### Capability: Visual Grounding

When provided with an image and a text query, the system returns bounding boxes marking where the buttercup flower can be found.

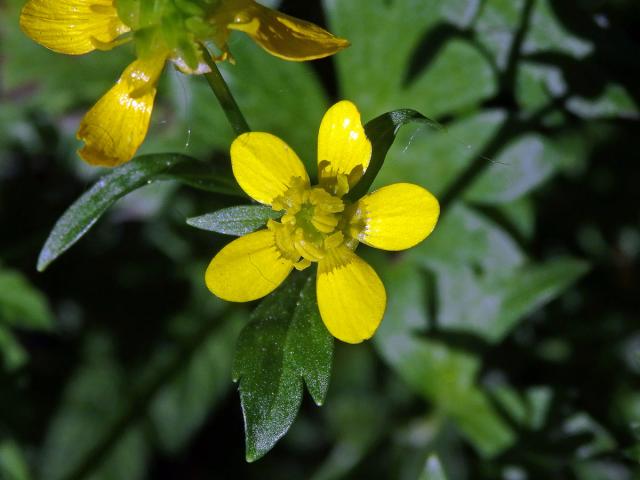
[19,0,349,167]
[205,101,440,343]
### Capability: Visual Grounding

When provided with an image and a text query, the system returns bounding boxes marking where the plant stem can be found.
[201,47,250,136]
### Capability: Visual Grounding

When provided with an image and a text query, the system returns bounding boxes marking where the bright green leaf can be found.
[233,272,333,462]
[186,205,281,236]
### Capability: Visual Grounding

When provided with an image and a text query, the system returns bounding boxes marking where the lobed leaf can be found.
[233,272,333,462]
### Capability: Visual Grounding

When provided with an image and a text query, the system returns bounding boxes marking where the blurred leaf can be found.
[409,204,525,272]
[419,454,448,480]
[464,135,560,204]
[186,205,281,236]
[0,440,32,480]
[0,326,27,371]
[312,347,387,480]
[400,39,498,119]
[40,335,147,480]
[149,312,245,454]
[567,84,639,120]
[474,0,523,69]
[573,460,632,480]
[0,268,52,330]
[489,384,552,430]
[375,261,515,457]
[435,258,589,343]
[37,153,237,271]
[326,0,496,118]
[233,272,333,462]
[374,110,506,197]
[347,109,441,201]
[563,413,616,459]
[325,0,442,116]
[496,197,536,240]
[516,62,567,112]
[312,393,386,480]
[524,0,593,59]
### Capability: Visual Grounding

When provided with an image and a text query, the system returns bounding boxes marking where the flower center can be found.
[268,177,358,269]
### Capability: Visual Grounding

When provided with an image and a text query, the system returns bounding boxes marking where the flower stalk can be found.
[201,46,251,136]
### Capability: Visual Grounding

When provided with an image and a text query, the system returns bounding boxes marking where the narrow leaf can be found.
[346,109,441,201]
[37,154,238,271]
[187,206,282,236]
[233,272,333,462]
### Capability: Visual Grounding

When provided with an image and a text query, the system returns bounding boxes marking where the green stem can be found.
[201,47,250,136]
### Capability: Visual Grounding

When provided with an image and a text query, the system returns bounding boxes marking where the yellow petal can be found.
[206,229,294,302]
[227,2,349,61]
[317,247,386,344]
[20,0,129,55]
[77,53,167,167]
[231,132,309,205]
[317,101,372,188]
[356,183,440,251]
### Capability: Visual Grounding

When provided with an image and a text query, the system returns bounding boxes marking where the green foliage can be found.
[1,0,639,478]
[36,154,238,271]
[187,205,281,236]
[233,273,333,461]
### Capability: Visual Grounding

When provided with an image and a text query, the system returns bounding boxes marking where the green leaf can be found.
[374,261,515,457]
[401,39,498,119]
[567,84,639,120]
[325,0,442,116]
[37,153,238,271]
[0,269,52,330]
[0,440,32,480]
[464,135,561,204]
[435,258,589,343]
[409,204,525,272]
[346,109,441,201]
[419,455,448,480]
[374,110,506,197]
[186,206,281,236]
[233,272,333,462]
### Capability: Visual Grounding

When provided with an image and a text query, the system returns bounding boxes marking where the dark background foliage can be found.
[1,0,639,479]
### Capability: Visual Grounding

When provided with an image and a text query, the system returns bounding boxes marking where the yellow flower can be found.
[205,101,440,344]
[19,0,350,167]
